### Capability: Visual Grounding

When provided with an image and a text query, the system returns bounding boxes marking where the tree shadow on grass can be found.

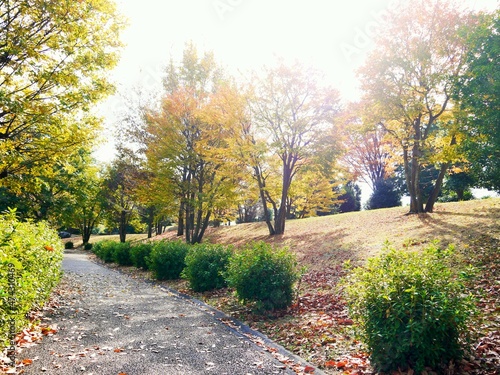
[416,205,500,248]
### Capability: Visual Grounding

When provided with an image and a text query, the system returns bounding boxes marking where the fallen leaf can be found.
[304,365,315,373]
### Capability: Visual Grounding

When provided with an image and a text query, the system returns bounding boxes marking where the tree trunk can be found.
[177,202,184,236]
[147,207,154,239]
[425,162,449,212]
[192,210,211,244]
[274,159,293,235]
[119,210,127,243]
[254,166,275,235]
[82,225,92,245]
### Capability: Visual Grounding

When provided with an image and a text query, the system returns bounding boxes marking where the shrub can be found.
[112,242,132,266]
[64,241,74,249]
[92,240,116,263]
[225,241,299,311]
[0,211,63,349]
[130,243,153,270]
[84,243,93,251]
[182,243,232,292]
[342,243,476,373]
[147,240,189,280]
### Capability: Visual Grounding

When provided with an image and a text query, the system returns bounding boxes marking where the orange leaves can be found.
[324,353,370,374]
[325,359,346,368]
[21,358,33,365]
[44,245,54,251]
[41,326,57,336]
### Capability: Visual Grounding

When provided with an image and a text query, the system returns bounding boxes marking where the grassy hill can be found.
[163,197,500,270]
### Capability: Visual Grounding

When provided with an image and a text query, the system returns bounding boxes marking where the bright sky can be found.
[96,0,499,162]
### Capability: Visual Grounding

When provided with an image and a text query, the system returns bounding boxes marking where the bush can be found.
[147,240,189,280]
[92,240,116,263]
[64,241,74,249]
[130,243,153,270]
[182,243,232,292]
[112,242,132,266]
[225,241,299,311]
[342,243,476,373]
[84,243,93,251]
[0,211,63,349]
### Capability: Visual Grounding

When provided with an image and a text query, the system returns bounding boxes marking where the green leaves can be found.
[0,0,124,193]
[0,213,63,348]
[342,242,476,373]
[225,241,300,312]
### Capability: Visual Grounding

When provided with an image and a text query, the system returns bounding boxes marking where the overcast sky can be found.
[95,0,499,162]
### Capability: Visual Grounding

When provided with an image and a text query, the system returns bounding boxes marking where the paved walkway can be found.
[16,250,323,375]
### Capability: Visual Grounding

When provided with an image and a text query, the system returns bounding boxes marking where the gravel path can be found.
[16,249,323,375]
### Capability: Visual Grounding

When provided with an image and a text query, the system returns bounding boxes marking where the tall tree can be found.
[102,149,142,243]
[454,10,500,192]
[144,44,241,244]
[0,0,123,192]
[250,61,341,234]
[58,154,106,245]
[359,0,476,213]
[341,102,394,190]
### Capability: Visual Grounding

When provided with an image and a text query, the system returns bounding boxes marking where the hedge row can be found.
[92,239,299,311]
[0,211,64,349]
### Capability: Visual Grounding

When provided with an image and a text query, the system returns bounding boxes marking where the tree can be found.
[341,102,394,191]
[438,169,475,202]
[58,154,106,245]
[359,0,476,213]
[338,181,362,213]
[0,0,123,192]
[287,167,339,219]
[250,61,341,234]
[366,178,402,210]
[454,11,500,191]
[102,149,142,243]
[144,44,241,244]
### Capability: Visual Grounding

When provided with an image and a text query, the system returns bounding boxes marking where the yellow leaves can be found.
[0,0,123,190]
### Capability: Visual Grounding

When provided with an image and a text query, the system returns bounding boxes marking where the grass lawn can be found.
[63,233,149,248]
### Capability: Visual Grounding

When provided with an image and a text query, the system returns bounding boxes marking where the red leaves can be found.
[324,352,370,374]
[304,365,315,373]
[325,359,346,368]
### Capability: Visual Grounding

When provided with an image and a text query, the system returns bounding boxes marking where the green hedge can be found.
[0,211,64,349]
[147,240,189,280]
[225,241,299,311]
[182,243,233,292]
[342,243,476,373]
[112,242,132,266]
[130,243,153,270]
[92,240,116,263]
